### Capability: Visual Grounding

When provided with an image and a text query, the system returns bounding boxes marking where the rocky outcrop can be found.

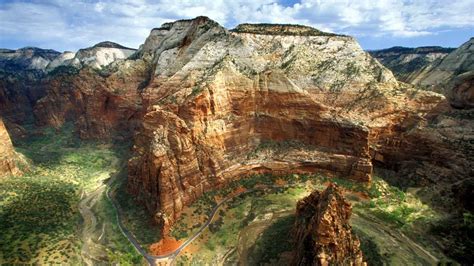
[34,58,148,139]
[369,46,454,83]
[0,48,60,123]
[292,183,365,266]
[412,38,474,109]
[0,118,25,177]
[126,17,395,226]
[0,47,61,72]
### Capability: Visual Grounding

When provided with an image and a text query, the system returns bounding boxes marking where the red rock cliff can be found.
[0,118,25,177]
[292,183,365,266]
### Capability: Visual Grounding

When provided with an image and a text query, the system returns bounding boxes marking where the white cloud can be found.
[0,0,473,51]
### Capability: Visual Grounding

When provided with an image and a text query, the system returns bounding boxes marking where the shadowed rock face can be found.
[292,183,365,266]
[0,42,137,126]
[0,48,60,123]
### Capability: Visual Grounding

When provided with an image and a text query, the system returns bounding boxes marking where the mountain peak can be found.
[153,16,219,31]
[92,41,136,50]
[231,23,342,36]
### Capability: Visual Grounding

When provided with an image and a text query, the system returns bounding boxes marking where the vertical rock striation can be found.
[0,118,25,177]
[292,183,365,266]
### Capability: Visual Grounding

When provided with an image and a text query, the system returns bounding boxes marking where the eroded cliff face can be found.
[292,183,365,266]
[1,42,138,131]
[0,48,59,123]
[125,17,447,230]
[0,118,25,177]
[27,17,462,233]
[34,59,147,139]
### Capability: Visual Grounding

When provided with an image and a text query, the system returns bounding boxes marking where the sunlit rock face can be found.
[292,184,365,266]
[0,42,137,128]
[24,16,463,233]
[0,118,25,177]
[49,41,137,70]
[124,17,447,229]
[372,39,474,109]
[412,38,474,109]
[32,41,143,139]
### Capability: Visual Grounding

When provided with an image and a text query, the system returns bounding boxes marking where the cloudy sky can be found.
[1,0,473,52]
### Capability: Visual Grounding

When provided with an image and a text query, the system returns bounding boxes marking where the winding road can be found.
[106,183,260,265]
[99,177,442,266]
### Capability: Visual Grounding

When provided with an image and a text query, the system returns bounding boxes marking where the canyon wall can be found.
[124,17,448,228]
[369,46,454,83]
[17,17,466,230]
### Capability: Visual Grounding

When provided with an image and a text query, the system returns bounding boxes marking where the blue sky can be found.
[0,0,473,51]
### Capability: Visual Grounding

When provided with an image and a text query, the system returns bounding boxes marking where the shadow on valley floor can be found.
[371,167,474,265]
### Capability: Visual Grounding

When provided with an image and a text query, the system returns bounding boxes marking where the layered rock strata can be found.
[372,39,474,109]
[24,17,457,231]
[125,17,445,229]
[369,46,454,83]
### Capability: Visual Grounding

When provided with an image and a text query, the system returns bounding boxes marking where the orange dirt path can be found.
[149,237,182,256]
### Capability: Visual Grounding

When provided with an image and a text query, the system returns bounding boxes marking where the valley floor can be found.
[167,175,451,265]
[0,124,142,264]
[0,125,469,265]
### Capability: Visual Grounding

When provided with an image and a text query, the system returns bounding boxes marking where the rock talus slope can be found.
[292,183,365,266]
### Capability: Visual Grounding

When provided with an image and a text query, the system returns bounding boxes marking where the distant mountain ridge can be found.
[369,46,455,83]
[371,38,474,108]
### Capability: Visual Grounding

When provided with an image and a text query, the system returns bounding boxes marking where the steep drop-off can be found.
[124,17,446,230]
[292,183,365,266]
[26,17,468,234]
[0,118,25,177]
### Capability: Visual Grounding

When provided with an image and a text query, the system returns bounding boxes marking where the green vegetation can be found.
[0,176,81,264]
[0,123,140,264]
[174,174,310,263]
[190,85,204,97]
[231,23,342,36]
[93,192,143,264]
[48,65,80,76]
[114,172,161,249]
[355,177,437,228]
[173,171,456,264]
[249,215,295,263]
